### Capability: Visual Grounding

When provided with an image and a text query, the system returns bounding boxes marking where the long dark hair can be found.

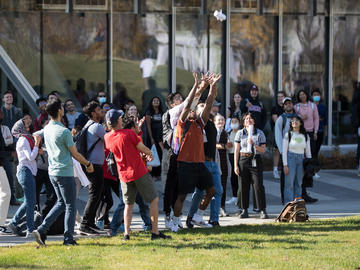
[296,89,311,103]
[241,112,255,127]
[289,115,307,138]
[229,92,242,112]
[147,96,164,115]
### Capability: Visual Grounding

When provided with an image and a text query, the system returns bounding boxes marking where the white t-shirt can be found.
[282,131,311,166]
[140,58,155,78]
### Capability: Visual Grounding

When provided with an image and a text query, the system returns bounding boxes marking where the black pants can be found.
[82,164,104,227]
[150,142,163,178]
[228,153,239,198]
[163,153,179,215]
[314,131,324,159]
[238,155,266,210]
[35,169,57,217]
[96,178,115,224]
[302,132,316,195]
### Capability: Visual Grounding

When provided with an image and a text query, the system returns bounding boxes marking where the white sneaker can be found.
[226,197,237,205]
[314,173,320,179]
[273,170,280,179]
[165,216,173,229]
[172,216,182,233]
[191,214,212,228]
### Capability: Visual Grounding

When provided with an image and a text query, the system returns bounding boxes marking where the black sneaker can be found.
[151,231,171,240]
[63,240,78,246]
[33,230,47,246]
[89,224,105,234]
[239,209,249,218]
[0,226,12,235]
[122,234,130,241]
[186,215,193,229]
[78,225,99,235]
[208,221,221,227]
[8,223,26,237]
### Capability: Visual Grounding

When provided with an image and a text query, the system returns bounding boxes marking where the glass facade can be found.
[0,0,359,145]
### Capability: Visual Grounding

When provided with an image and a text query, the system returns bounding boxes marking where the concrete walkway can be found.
[1,169,359,246]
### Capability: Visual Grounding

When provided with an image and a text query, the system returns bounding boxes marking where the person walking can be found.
[283,116,311,203]
[8,116,41,237]
[33,98,94,246]
[79,101,106,235]
[234,112,268,219]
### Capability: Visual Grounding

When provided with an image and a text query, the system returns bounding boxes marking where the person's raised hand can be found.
[210,73,222,86]
[34,135,42,147]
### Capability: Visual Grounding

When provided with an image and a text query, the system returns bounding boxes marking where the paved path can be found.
[1,169,359,246]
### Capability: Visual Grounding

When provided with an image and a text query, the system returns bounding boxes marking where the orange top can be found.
[176,118,205,163]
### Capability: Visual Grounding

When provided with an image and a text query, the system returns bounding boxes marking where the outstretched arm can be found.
[179,72,199,122]
[201,74,222,124]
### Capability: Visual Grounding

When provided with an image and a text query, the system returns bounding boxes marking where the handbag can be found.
[147,144,160,167]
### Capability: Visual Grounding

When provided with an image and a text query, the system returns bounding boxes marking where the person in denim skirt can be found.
[8,116,41,237]
[282,116,311,203]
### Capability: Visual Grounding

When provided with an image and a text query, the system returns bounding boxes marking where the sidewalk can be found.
[1,169,359,246]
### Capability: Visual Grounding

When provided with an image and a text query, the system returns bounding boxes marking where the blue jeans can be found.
[110,185,152,232]
[11,166,36,232]
[188,161,223,222]
[284,152,304,203]
[38,176,76,242]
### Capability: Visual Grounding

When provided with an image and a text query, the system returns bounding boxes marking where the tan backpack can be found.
[276,198,309,223]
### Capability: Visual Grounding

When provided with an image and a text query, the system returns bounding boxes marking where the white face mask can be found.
[230,123,239,130]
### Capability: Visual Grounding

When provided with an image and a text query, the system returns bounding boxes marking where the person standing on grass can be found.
[78,101,106,235]
[33,98,94,246]
[271,91,285,179]
[104,109,170,241]
[283,116,311,203]
[171,72,221,231]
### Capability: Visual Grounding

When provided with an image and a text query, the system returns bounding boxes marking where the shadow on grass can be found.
[1,264,49,269]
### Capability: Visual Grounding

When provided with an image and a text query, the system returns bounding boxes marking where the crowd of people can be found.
[0,72,328,245]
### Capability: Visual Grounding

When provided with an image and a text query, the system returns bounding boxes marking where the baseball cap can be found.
[105,109,124,126]
[213,100,221,107]
[250,84,258,91]
[282,97,292,104]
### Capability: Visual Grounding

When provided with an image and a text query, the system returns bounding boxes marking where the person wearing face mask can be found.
[97,91,107,105]
[311,88,327,179]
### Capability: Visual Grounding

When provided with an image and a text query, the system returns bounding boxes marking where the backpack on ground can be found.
[275,197,309,222]
[74,121,100,158]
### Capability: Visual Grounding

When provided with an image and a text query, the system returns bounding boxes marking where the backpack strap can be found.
[84,121,101,157]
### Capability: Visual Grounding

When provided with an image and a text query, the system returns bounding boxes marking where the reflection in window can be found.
[333,0,360,14]
[333,16,360,143]
[230,15,274,109]
[113,14,169,114]
[43,12,107,107]
[113,0,133,11]
[282,16,324,98]
[282,0,309,14]
[174,0,201,7]
[144,0,170,11]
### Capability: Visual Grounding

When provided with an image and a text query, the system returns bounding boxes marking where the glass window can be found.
[143,0,171,12]
[113,14,169,114]
[282,16,325,98]
[230,14,275,110]
[282,0,309,14]
[113,0,133,12]
[0,11,41,89]
[175,14,223,102]
[43,12,107,108]
[332,16,360,143]
[333,0,360,15]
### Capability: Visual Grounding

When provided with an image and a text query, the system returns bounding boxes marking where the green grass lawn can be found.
[1,216,359,270]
